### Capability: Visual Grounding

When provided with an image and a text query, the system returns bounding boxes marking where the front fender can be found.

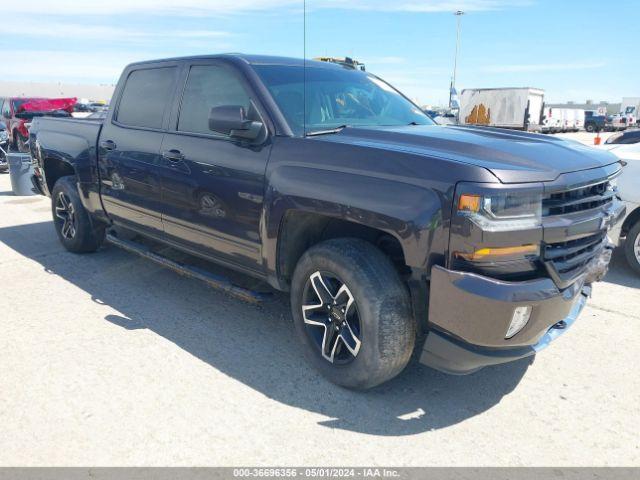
[262,164,451,279]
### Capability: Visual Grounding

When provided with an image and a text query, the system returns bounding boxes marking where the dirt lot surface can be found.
[0,133,638,466]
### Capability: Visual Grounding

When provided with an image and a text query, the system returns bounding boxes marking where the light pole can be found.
[449,10,464,110]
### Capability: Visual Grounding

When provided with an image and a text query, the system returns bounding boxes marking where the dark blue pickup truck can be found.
[29,54,625,389]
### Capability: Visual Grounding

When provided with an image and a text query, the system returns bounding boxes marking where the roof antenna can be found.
[303,0,307,136]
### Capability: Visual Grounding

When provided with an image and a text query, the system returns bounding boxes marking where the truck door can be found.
[98,64,180,236]
[159,61,271,273]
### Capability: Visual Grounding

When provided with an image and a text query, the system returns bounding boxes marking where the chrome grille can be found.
[543,180,614,216]
[543,231,607,287]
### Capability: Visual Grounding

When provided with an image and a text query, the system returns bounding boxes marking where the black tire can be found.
[291,238,416,389]
[624,222,640,276]
[51,176,105,253]
[585,123,595,133]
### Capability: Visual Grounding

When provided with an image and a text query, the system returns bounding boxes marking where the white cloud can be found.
[4,20,232,42]
[2,50,152,83]
[480,61,606,73]
[1,0,530,16]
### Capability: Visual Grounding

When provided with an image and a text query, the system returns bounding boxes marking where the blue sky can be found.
[2,0,637,106]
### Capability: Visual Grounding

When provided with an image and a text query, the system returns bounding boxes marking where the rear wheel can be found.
[291,238,415,389]
[51,176,105,253]
[586,123,595,133]
[624,222,640,276]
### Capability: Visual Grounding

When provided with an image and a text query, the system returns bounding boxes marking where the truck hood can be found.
[315,124,620,183]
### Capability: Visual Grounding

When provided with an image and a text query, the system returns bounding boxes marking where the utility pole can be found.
[449,10,464,110]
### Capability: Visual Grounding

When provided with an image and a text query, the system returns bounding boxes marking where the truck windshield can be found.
[11,99,28,112]
[252,64,433,136]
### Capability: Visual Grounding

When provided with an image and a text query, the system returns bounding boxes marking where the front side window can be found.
[117,67,176,129]
[253,64,433,136]
[178,65,251,136]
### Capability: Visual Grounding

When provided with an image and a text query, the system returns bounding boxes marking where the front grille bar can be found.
[542,231,607,288]
[543,180,614,217]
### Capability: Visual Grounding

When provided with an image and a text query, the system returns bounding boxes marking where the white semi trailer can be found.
[459,87,545,132]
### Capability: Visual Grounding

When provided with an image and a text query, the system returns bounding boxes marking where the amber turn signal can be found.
[455,244,539,261]
[458,194,481,213]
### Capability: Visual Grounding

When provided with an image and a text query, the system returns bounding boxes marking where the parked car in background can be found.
[85,110,108,120]
[423,109,457,125]
[1,97,76,152]
[585,111,606,132]
[606,114,627,132]
[30,54,624,389]
[0,123,8,171]
[605,130,640,145]
[605,143,640,274]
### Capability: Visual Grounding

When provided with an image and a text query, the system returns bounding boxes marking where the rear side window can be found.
[178,65,251,136]
[117,67,176,129]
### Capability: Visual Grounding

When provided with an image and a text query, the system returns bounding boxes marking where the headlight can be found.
[457,188,542,232]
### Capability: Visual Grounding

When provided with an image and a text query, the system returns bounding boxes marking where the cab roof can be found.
[128,54,342,69]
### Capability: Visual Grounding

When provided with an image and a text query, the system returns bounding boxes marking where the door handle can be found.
[100,140,117,151]
[162,149,185,162]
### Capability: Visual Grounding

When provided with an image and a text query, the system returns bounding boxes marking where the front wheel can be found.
[51,176,105,253]
[291,238,416,389]
[624,222,640,276]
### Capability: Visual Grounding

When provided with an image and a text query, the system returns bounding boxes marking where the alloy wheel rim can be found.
[55,192,76,239]
[301,271,362,364]
[634,233,640,264]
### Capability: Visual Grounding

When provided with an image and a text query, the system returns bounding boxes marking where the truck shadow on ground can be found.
[603,246,640,289]
[1,221,533,436]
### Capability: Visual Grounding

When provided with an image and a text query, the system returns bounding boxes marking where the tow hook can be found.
[552,320,567,330]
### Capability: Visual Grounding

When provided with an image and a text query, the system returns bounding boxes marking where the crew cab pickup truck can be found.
[29,55,625,389]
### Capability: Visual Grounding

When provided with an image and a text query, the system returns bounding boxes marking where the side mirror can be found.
[208,105,264,141]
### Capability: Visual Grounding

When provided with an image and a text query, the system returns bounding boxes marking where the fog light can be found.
[506,305,532,339]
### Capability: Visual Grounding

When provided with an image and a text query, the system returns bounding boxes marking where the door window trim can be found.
[169,60,270,143]
[111,63,181,134]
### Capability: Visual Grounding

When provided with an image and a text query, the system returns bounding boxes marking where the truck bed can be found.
[29,116,103,203]
[30,116,102,168]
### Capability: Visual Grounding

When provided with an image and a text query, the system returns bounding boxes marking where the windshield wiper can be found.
[305,125,348,137]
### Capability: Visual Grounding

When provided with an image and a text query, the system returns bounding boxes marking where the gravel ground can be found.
[0,137,638,466]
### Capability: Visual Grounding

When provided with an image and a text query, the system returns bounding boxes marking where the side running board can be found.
[106,233,272,304]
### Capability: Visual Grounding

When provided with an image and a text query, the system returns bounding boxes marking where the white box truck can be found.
[541,107,562,133]
[560,109,584,132]
[621,97,640,127]
[459,87,545,132]
[574,109,585,131]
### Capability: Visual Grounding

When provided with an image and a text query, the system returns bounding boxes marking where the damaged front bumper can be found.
[420,245,612,375]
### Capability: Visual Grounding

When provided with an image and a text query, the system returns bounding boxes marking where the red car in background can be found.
[1,97,76,152]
